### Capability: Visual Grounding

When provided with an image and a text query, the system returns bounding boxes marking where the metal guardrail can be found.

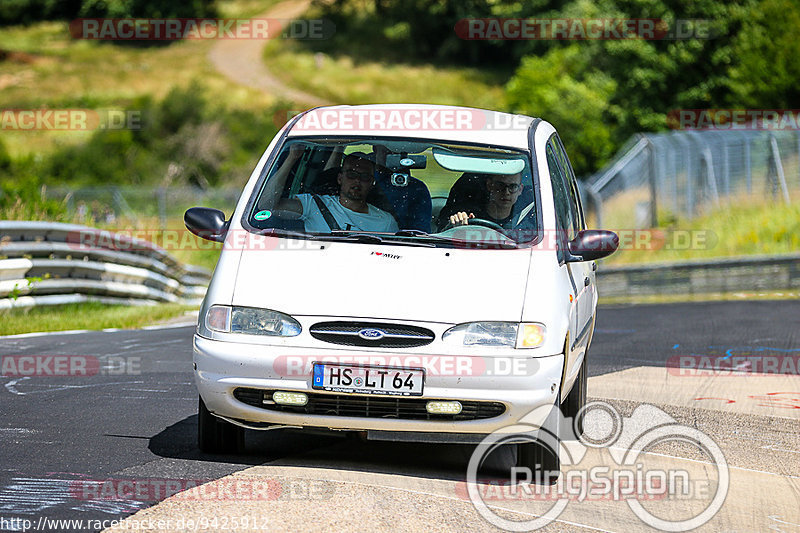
[597,254,800,298]
[0,222,211,309]
[5,223,795,307]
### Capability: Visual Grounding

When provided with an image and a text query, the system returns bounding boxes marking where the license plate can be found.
[312,363,424,396]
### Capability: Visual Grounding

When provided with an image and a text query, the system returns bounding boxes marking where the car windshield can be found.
[247,137,538,246]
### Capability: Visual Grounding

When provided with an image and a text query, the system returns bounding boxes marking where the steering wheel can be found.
[440,217,511,237]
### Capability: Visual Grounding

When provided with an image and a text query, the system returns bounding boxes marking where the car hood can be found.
[231,240,532,324]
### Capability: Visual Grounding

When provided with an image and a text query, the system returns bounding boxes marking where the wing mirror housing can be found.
[567,230,619,262]
[184,207,229,242]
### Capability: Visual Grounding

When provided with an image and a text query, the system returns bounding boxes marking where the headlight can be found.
[442,322,517,347]
[205,305,301,337]
[442,321,546,348]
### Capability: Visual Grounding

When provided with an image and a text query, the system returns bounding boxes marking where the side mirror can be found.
[567,230,619,261]
[184,207,229,242]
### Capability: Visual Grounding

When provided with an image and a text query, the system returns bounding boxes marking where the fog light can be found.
[272,391,308,406]
[426,400,462,415]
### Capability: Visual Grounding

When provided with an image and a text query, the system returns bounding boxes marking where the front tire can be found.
[516,401,561,483]
[198,396,244,454]
[561,355,587,438]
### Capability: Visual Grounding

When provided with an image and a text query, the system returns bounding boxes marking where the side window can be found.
[547,140,578,237]
[553,135,585,230]
[547,143,574,259]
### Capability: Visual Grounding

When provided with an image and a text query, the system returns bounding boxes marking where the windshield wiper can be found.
[326,230,438,247]
[328,231,385,244]
[395,229,519,248]
[394,229,429,237]
[257,227,315,240]
[259,227,517,248]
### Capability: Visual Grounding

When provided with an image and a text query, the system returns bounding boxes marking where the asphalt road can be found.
[1,300,798,532]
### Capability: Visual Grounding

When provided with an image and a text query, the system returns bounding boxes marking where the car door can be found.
[545,141,580,379]
[546,137,590,389]
[552,134,594,352]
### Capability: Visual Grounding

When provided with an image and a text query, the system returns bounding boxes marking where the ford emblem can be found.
[399,158,414,167]
[358,328,386,340]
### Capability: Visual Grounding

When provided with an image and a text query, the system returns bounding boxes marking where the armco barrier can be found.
[0,221,211,309]
[5,221,795,306]
[597,254,800,297]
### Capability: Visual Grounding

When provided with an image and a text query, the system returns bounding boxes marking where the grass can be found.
[0,0,281,159]
[216,0,285,18]
[82,215,224,271]
[261,40,507,108]
[257,0,512,108]
[604,193,800,265]
[149,224,223,271]
[100,219,223,271]
[0,302,194,336]
[599,290,800,305]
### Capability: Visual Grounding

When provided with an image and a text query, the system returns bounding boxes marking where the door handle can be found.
[584,276,590,287]
[592,262,597,271]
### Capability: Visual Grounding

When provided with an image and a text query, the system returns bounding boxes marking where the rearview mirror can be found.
[567,230,619,261]
[185,207,228,242]
[385,153,427,170]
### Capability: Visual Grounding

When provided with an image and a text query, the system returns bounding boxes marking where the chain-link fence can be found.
[44,186,242,228]
[584,130,800,228]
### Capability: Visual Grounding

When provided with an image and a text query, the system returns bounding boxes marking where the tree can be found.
[726,0,800,108]
[506,45,619,175]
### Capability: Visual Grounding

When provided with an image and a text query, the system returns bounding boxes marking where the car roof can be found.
[285,104,536,150]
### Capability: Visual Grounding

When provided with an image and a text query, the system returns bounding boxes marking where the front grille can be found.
[233,388,506,421]
[309,321,435,348]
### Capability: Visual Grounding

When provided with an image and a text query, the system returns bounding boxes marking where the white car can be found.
[185,104,618,475]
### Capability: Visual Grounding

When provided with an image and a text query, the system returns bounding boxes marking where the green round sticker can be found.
[254,210,272,221]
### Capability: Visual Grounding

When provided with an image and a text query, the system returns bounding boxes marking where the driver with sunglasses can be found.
[270,149,399,233]
[448,173,525,229]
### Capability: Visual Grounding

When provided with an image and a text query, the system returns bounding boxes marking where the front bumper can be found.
[193,334,564,437]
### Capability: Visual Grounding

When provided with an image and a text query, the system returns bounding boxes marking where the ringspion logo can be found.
[466,402,728,531]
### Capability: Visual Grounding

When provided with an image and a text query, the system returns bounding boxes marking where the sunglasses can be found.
[341,169,374,183]
[488,180,522,193]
